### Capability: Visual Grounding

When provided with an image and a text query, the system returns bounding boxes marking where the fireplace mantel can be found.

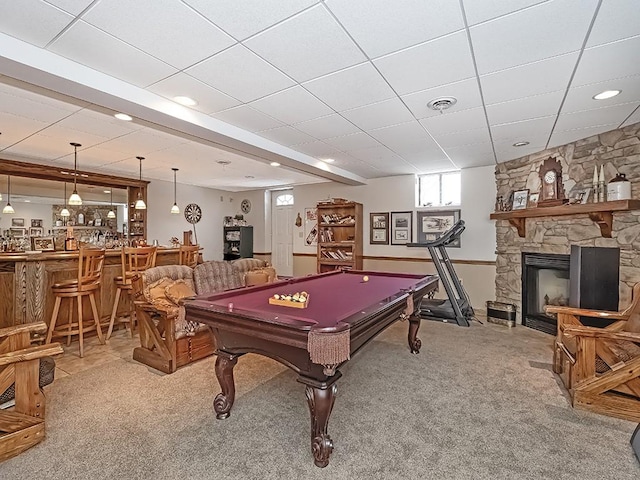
[490,199,640,238]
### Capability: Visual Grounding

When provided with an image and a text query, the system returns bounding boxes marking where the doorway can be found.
[271,190,294,277]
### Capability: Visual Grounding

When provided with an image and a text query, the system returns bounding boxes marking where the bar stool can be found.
[107,246,157,339]
[45,247,106,358]
[179,244,200,268]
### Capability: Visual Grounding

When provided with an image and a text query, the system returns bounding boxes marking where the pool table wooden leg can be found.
[214,351,240,419]
[408,314,422,354]
[305,383,337,468]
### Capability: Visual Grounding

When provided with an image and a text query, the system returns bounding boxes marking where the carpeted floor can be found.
[2,321,638,479]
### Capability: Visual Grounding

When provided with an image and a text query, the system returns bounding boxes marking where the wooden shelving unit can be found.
[223,226,253,260]
[490,199,640,238]
[127,185,147,241]
[316,200,363,273]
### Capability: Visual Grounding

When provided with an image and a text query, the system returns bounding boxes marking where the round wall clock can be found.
[240,199,251,214]
[184,203,202,224]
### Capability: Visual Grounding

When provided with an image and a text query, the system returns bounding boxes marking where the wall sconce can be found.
[295,212,302,227]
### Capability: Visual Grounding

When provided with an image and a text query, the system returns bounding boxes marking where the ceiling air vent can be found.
[427,96,457,113]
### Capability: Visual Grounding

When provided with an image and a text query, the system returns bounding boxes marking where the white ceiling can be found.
[0,0,638,191]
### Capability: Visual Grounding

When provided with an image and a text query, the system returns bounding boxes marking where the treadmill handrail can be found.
[407,220,465,248]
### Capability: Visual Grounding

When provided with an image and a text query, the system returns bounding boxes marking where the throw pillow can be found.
[166,280,197,304]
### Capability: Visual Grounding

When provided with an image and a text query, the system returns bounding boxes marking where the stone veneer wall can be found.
[495,122,640,320]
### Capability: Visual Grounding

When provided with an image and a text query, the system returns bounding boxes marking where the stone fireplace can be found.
[494,122,640,325]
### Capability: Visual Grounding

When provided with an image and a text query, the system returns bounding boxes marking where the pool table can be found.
[185,269,438,467]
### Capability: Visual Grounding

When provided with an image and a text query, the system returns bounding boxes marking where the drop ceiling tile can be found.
[0,85,81,123]
[562,75,640,114]
[621,106,640,128]
[294,114,360,139]
[403,154,456,173]
[490,116,555,143]
[212,105,285,132]
[480,52,579,104]
[186,44,295,103]
[147,73,240,114]
[0,112,52,146]
[402,78,483,120]
[554,103,638,132]
[76,145,130,166]
[324,132,381,151]
[48,20,177,87]
[374,31,475,95]
[432,128,492,148]
[572,36,640,87]
[341,98,415,131]
[419,107,487,136]
[54,108,144,138]
[548,125,620,149]
[470,0,597,75]
[486,90,564,125]
[369,122,440,154]
[34,124,111,150]
[97,129,190,161]
[494,143,547,162]
[1,131,74,161]
[303,62,396,112]
[83,0,235,70]
[325,0,464,58]
[183,0,318,41]
[443,142,495,169]
[46,0,94,15]
[244,5,366,83]
[346,144,405,163]
[250,86,333,124]
[0,1,73,48]
[587,0,640,47]
[462,0,548,26]
[256,126,316,146]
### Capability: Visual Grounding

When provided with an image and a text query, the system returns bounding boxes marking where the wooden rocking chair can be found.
[0,322,63,462]
[547,283,640,422]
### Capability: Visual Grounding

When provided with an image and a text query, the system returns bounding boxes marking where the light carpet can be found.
[2,321,638,480]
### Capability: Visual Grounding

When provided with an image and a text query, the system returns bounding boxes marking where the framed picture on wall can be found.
[390,211,412,245]
[11,218,25,227]
[416,210,461,247]
[29,227,44,237]
[304,208,318,246]
[370,212,389,245]
[31,219,43,228]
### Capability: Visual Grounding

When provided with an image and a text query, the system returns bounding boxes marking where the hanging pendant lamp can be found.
[68,142,83,205]
[60,182,70,218]
[2,175,15,214]
[134,156,146,210]
[171,167,180,214]
[107,189,116,218]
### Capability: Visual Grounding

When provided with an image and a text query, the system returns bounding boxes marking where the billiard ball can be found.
[363,275,369,282]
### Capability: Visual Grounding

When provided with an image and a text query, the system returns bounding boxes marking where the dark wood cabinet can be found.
[223,226,253,260]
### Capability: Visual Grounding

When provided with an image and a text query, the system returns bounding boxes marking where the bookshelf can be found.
[316,200,363,273]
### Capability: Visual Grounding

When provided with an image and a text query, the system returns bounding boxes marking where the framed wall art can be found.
[416,210,461,247]
[390,211,412,245]
[370,212,389,245]
[31,236,55,252]
[304,208,318,246]
[512,189,529,210]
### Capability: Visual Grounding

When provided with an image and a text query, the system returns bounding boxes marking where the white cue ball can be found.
[363,275,369,282]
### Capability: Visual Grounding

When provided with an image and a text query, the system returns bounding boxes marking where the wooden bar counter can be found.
[0,248,180,329]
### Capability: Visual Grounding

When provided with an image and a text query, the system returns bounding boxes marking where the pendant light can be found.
[171,167,180,214]
[68,142,83,205]
[2,175,15,214]
[134,156,146,210]
[107,189,116,218]
[60,182,70,218]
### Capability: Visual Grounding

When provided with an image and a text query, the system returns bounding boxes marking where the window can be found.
[276,193,294,206]
[417,171,461,207]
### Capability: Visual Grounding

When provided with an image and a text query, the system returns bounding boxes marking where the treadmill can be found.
[408,220,474,326]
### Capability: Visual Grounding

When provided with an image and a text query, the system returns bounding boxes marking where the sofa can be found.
[132,259,274,373]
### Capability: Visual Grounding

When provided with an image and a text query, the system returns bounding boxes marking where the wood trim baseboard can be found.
[253,252,272,256]
[292,253,495,266]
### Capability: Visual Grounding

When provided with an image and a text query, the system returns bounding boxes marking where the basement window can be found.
[417,171,461,207]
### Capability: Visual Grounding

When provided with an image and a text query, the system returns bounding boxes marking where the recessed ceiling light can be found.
[103,190,111,194]
[114,113,132,121]
[513,141,530,147]
[245,175,255,179]
[24,199,31,203]
[322,158,335,163]
[173,96,198,106]
[593,90,621,100]
[270,162,281,167]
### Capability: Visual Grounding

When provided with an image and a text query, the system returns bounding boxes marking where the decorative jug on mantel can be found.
[607,173,631,201]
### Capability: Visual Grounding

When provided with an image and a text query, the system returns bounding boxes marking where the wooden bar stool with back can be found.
[107,246,157,340]
[45,247,106,358]
[179,244,200,268]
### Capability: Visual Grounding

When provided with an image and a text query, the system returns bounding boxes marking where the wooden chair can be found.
[45,247,106,358]
[0,322,63,462]
[179,244,200,268]
[106,246,157,340]
[547,283,640,422]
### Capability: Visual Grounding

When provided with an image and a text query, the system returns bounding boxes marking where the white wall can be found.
[289,165,496,262]
[146,179,235,261]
